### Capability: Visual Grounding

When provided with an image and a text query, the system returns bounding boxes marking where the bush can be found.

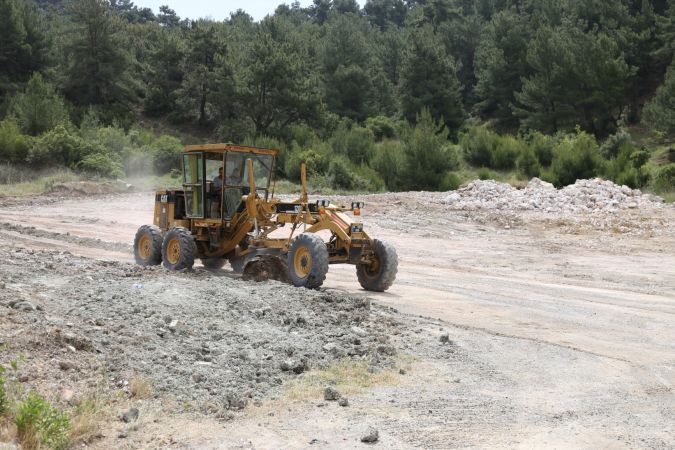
[14,392,70,450]
[491,135,521,170]
[460,125,498,167]
[149,135,183,174]
[371,140,406,191]
[653,164,675,192]
[527,131,555,167]
[365,116,398,141]
[28,126,100,168]
[604,143,650,188]
[517,145,541,178]
[284,145,329,181]
[440,172,462,190]
[0,367,7,415]
[327,157,359,190]
[0,119,31,163]
[78,153,124,178]
[550,131,603,186]
[599,130,634,159]
[402,109,461,190]
[477,167,499,180]
[331,123,375,165]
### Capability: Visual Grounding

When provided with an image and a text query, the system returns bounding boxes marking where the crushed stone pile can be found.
[442,178,665,214]
[0,247,400,417]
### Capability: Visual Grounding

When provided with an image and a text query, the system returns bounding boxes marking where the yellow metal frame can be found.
[153,148,375,266]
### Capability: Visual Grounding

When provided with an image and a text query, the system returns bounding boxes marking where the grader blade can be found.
[242,255,289,283]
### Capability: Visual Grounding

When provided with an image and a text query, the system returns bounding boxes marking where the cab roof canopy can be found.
[184,144,279,156]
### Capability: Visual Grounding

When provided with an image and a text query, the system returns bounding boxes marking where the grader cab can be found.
[133,144,397,291]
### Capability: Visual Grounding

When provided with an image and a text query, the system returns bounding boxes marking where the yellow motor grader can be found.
[133,144,397,291]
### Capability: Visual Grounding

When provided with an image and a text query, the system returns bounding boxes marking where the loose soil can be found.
[0,186,674,449]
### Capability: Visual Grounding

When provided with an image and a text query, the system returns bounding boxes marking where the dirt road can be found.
[1,191,674,448]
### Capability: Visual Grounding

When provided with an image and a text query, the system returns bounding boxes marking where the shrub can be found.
[527,131,555,167]
[9,73,69,136]
[653,164,675,192]
[491,135,521,170]
[517,145,541,178]
[440,171,462,190]
[461,126,495,167]
[325,157,374,191]
[331,123,375,165]
[14,391,70,450]
[370,140,406,191]
[365,116,398,141]
[550,131,603,186]
[604,144,650,188]
[477,167,499,180]
[599,130,634,159]
[0,119,31,163]
[284,146,328,181]
[403,109,461,190]
[0,367,7,415]
[149,135,183,174]
[78,153,124,178]
[28,126,99,168]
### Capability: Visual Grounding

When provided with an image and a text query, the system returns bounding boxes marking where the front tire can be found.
[162,227,196,271]
[134,225,163,266]
[287,234,329,289]
[357,239,397,292]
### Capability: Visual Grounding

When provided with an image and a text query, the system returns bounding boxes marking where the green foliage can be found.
[527,131,555,167]
[28,125,97,168]
[78,152,124,178]
[284,146,328,181]
[14,391,70,450]
[491,135,521,170]
[550,131,603,186]
[330,123,375,164]
[148,135,183,174]
[0,118,30,162]
[9,73,69,136]
[643,62,675,134]
[599,130,634,159]
[652,164,675,192]
[326,156,358,190]
[516,145,541,178]
[401,109,461,191]
[604,145,650,188]
[0,366,7,415]
[62,0,134,112]
[365,115,398,141]
[370,139,406,191]
[440,171,462,191]
[399,25,465,133]
[460,126,499,168]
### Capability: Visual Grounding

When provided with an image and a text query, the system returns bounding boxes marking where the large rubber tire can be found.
[201,257,227,270]
[287,233,329,289]
[161,227,196,271]
[134,225,163,266]
[356,239,398,292]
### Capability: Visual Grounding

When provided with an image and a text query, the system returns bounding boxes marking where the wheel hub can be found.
[138,235,152,259]
[293,247,311,278]
[167,239,181,264]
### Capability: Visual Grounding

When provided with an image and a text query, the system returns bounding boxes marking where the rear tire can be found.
[201,257,226,270]
[161,227,195,271]
[357,239,397,292]
[134,225,162,266]
[287,234,329,289]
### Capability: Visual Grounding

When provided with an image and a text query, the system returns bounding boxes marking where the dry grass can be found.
[282,358,410,401]
[68,390,109,445]
[129,376,153,400]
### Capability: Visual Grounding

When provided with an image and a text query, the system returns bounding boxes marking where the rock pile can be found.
[442,178,665,214]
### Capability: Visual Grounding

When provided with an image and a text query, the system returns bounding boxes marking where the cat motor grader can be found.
[133,143,397,291]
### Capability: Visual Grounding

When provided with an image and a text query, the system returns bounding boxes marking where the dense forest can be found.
[1,0,674,193]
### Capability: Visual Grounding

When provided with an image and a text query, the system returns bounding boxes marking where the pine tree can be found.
[399,25,465,133]
[643,61,675,133]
